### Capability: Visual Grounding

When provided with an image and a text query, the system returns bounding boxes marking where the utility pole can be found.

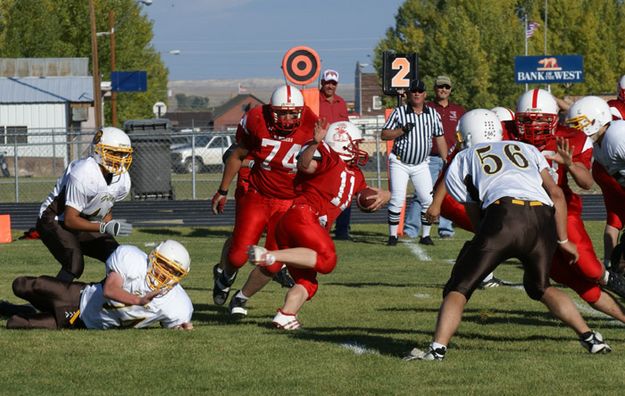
[109,10,117,127]
[89,0,102,130]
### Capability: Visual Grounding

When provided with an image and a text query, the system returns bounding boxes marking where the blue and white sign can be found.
[515,55,584,84]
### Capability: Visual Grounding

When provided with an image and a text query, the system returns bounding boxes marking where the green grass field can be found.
[0,222,624,395]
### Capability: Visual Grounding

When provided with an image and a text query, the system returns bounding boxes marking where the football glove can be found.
[212,190,228,214]
[100,219,133,236]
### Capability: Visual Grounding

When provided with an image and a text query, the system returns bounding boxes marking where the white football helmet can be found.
[490,107,515,122]
[324,121,369,166]
[456,109,503,149]
[270,85,304,134]
[618,75,625,102]
[515,88,559,148]
[147,240,191,291]
[565,96,611,137]
[91,127,133,175]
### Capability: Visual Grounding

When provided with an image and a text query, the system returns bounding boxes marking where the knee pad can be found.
[12,276,32,298]
[579,286,601,304]
[227,247,248,269]
[524,281,545,301]
[314,251,337,275]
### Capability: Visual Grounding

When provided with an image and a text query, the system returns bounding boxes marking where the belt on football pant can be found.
[494,198,543,207]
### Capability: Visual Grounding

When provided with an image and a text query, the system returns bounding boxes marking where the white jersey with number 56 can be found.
[445,141,553,209]
[79,245,193,329]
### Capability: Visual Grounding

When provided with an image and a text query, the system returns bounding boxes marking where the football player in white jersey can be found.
[3,240,193,330]
[405,138,611,361]
[37,127,133,281]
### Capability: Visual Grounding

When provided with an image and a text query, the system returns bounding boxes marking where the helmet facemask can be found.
[93,143,133,175]
[271,107,303,134]
[341,138,369,167]
[515,112,557,150]
[146,249,189,292]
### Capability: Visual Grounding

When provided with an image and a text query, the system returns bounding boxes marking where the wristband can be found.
[218,189,228,196]
[99,221,106,234]
[557,239,568,245]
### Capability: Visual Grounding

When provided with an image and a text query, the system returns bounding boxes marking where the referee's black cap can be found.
[409,79,426,92]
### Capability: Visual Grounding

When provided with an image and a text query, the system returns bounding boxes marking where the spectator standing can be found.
[607,75,625,120]
[404,76,465,239]
[318,69,352,240]
[381,79,447,246]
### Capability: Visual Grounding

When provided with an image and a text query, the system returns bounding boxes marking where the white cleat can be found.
[272,309,301,330]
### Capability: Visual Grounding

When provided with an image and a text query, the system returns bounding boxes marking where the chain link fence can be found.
[0,122,391,203]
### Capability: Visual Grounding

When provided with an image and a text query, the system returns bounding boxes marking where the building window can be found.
[1,126,28,144]
[372,96,382,110]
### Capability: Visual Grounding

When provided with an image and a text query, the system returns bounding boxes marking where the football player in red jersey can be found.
[211,85,316,316]
[247,121,390,329]
[608,75,625,120]
[515,89,625,322]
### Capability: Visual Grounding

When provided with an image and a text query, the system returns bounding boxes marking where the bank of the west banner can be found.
[514,55,584,84]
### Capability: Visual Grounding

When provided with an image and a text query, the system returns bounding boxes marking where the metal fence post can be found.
[191,121,196,200]
[13,137,19,203]
[374,124,382,189]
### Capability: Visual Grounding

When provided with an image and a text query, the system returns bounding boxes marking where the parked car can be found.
[171,134,234,173]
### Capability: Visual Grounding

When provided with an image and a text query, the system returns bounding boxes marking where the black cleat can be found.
[387,236,398,246]
[229,291,248,317]
[605,270,625,299]
[212,264,237,306]
[419,236,434,245]
[272,266,295,288]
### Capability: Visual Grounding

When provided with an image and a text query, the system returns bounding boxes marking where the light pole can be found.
[89,0,102,129]
[90,0,152,128]
[356,62,369,116]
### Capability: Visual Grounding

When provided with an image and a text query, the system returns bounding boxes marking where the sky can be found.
[144,0,404,82]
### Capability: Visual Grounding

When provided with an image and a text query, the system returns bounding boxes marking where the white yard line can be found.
[340,342,379,355]
[574,301,625,326]
[404,241,431,261]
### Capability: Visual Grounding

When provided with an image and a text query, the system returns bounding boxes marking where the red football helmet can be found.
[269,85,304,134]
[515,89,559,149]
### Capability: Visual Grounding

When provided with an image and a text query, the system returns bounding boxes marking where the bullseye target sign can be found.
[282,46,320,86]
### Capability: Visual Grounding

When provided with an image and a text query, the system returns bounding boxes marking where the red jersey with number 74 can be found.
[294,142,367,229]
[239,105,316,199]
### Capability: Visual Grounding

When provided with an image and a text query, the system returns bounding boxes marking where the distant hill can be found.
[167,78,355,110]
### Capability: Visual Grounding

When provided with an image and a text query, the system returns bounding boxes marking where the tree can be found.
[0,0,167,125]
[375,0,625,110]
[175,93,210,111]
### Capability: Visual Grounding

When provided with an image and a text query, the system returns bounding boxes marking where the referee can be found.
[381,79,447,246]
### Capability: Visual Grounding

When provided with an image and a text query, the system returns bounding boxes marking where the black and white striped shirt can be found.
[383,105,443,165]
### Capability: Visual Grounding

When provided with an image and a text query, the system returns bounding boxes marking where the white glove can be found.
[100,220,133,236]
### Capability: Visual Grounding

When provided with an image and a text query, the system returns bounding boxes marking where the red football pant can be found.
[592,161,625,230]
[228,188,292,269]
[275,204,338,300]
[441,193,474,232]
[550,214,604,303]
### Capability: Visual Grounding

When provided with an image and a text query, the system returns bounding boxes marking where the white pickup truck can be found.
[170,134,234,173]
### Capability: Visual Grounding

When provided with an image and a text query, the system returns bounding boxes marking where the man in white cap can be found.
[319,69,352,240]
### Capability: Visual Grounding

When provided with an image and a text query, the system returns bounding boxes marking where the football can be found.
[357,187,377,212]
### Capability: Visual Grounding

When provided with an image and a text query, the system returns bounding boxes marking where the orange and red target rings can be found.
[282,46,320,86]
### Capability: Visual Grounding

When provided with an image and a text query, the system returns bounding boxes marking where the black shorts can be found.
[444,197,557,301]
[37,211,118,278]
